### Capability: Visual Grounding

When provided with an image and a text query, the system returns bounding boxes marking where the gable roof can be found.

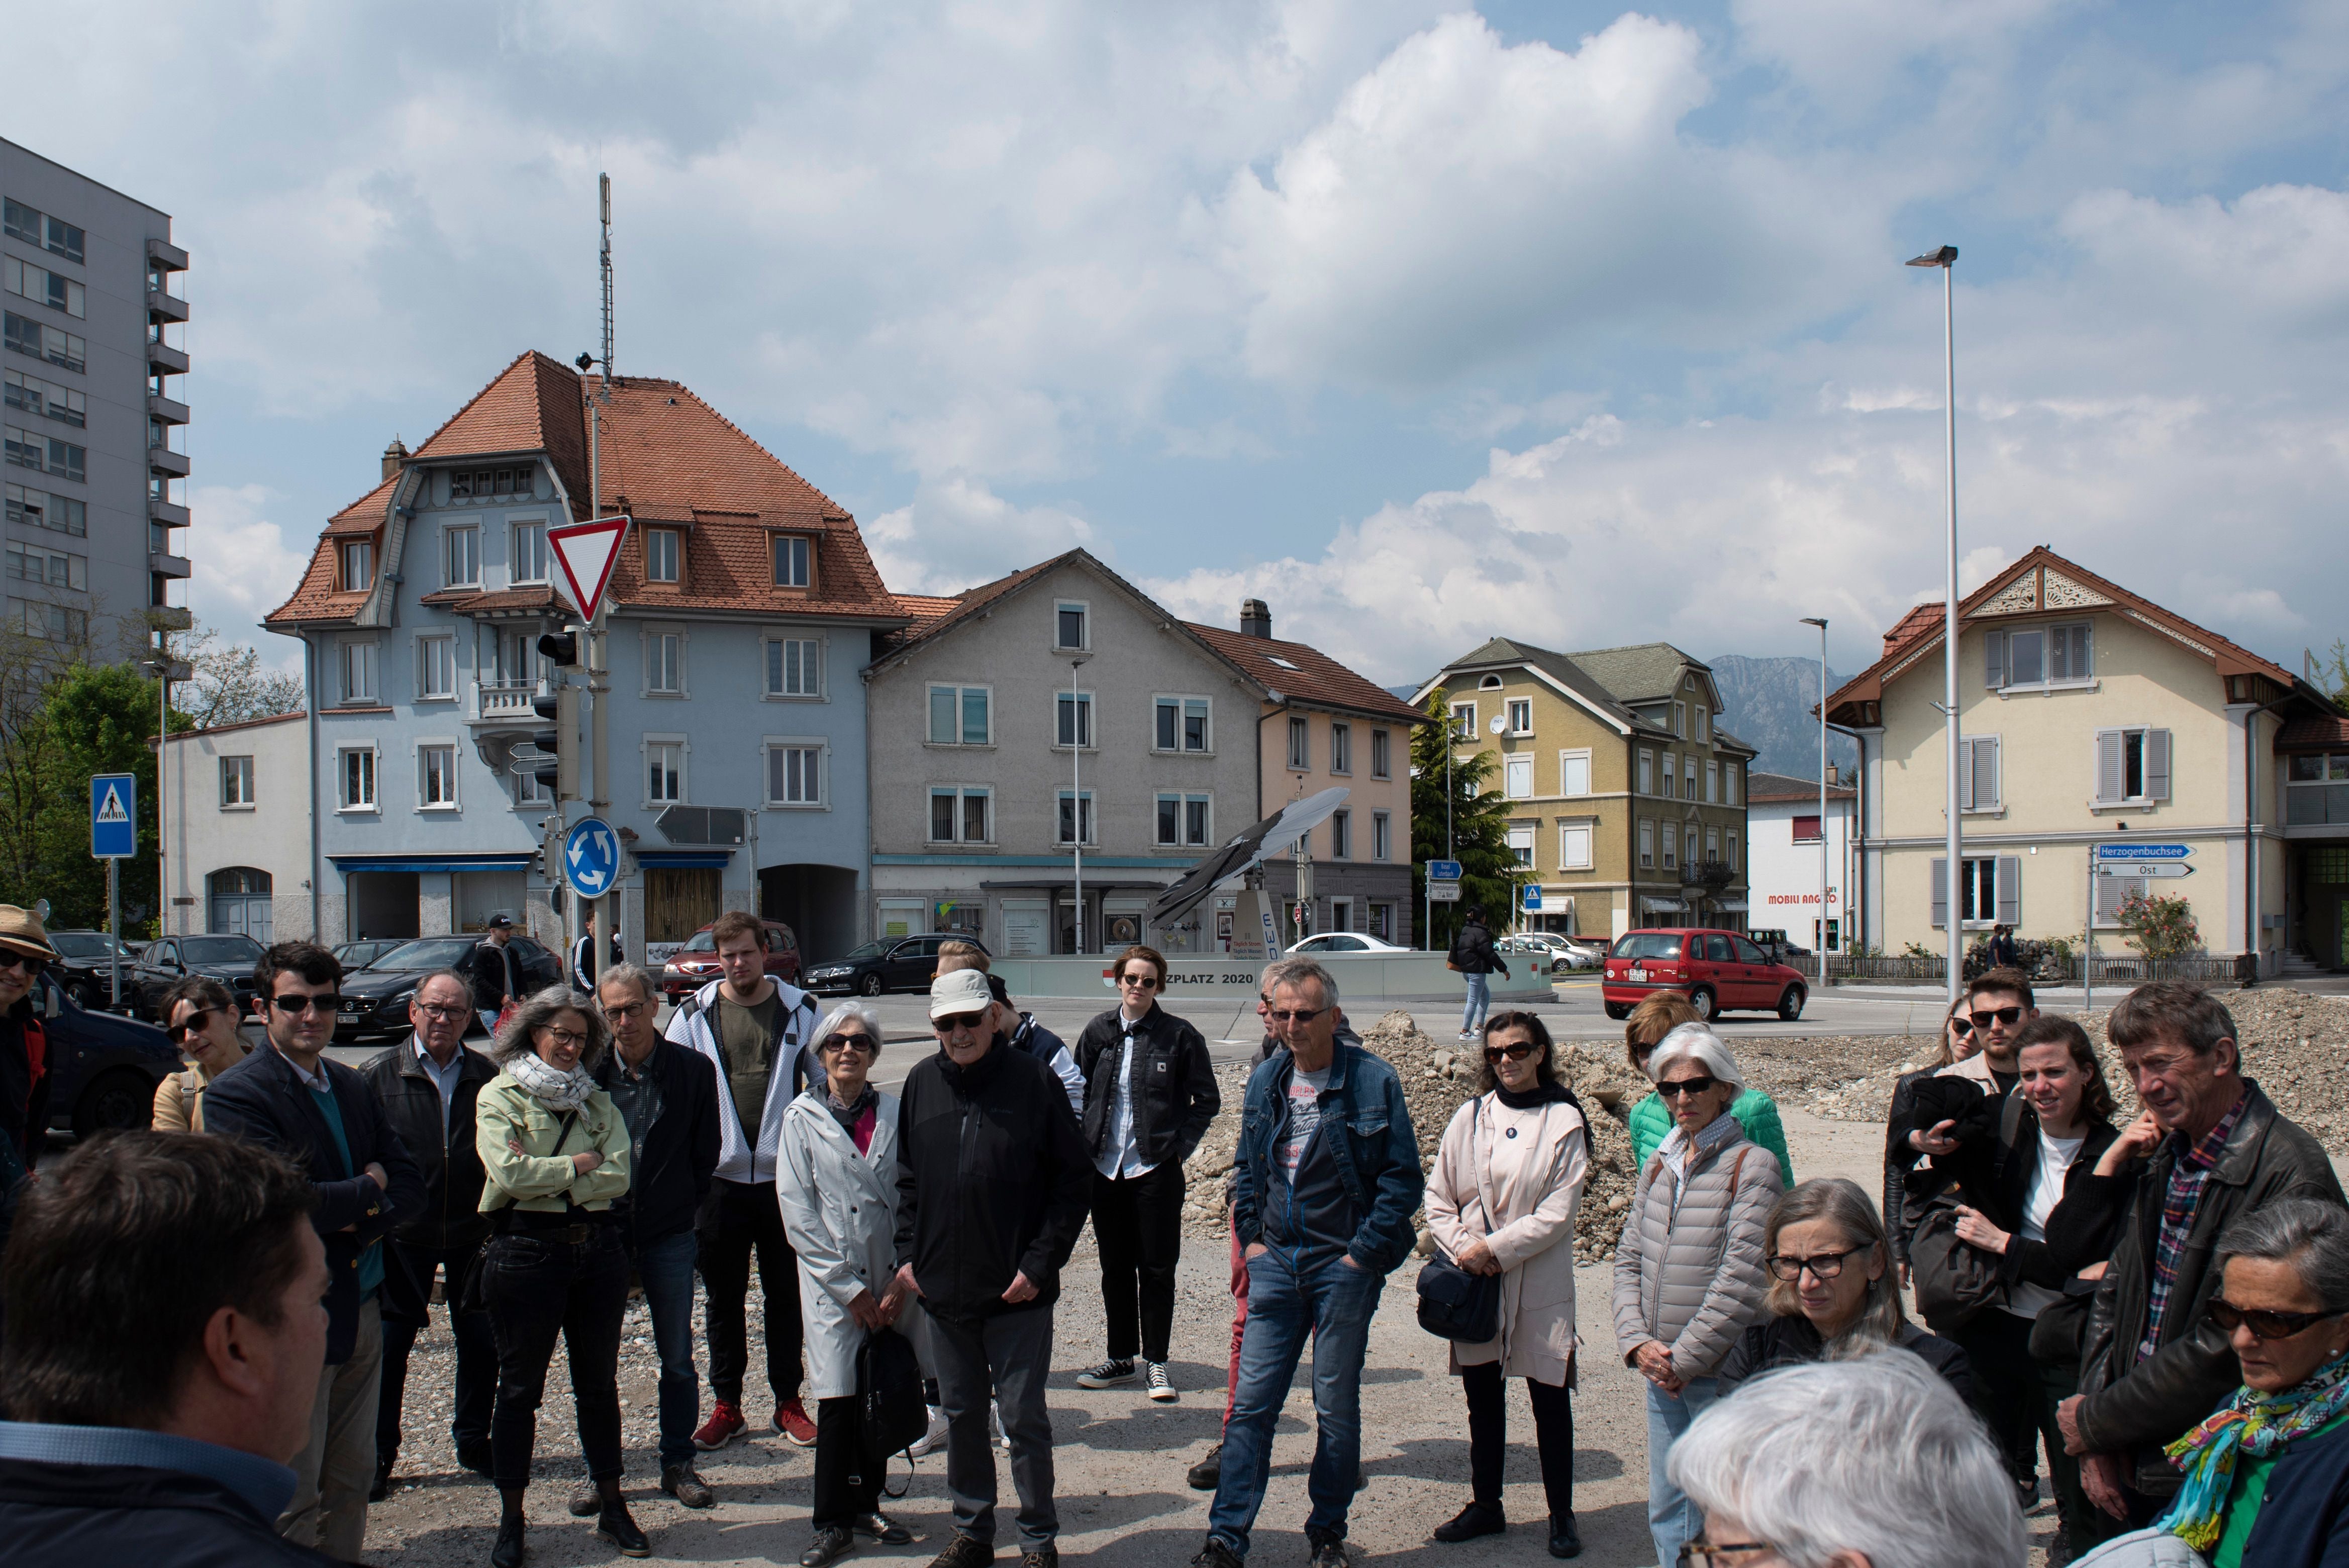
[1565,642,1712,708]
[1747,768,1855,804]
[1414,637,1651,736]
[1185,624,1427,724]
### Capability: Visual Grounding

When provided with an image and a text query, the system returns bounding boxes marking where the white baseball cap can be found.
[928,966,994,1021]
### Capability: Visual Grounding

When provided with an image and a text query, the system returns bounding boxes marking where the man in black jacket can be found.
[0,1130,344,1566]
[1071,944,1218,1403]
[206,941,425,1562]
[580,961,721,1511]
[894,967,1091,1568]
[464,913,525,1034]
[362,968,497,1496]
[1448,907,1508,1040]
[2057,984,2347,1526]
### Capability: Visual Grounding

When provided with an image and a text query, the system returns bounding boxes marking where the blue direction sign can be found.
[2095,843,2192,860]
[561,816,620,900]
[1427,859,1463,881]
[90,773,136,859]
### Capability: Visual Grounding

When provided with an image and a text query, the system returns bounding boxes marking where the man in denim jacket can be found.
[1193,958,1421,1568]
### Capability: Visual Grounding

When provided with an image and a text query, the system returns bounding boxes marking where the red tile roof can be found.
[1185,623,1429,725]
[894,594,962,633]
[1880,604,1941,656]
[2278,715,2349,749]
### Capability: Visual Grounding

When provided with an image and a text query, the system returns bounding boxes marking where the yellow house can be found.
[1823,546,2348,972]
[1416,639,1756,939]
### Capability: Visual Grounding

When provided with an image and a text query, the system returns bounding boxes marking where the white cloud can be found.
[179,484,310,670]
[865,476,1097,595]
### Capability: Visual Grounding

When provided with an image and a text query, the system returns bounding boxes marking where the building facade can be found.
[1823,547,2347,970]
[1744,768,1857,952]
[266,352,902,961]
[2,138,191,653]
[1416,640,1755,939]
[158,712,313,943]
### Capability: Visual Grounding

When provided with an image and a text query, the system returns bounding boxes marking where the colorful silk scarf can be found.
[2156,1348,2349,1551]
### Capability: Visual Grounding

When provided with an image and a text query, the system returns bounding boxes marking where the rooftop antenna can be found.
[598,171,613,391]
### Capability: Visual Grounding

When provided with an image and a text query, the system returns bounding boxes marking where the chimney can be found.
[1240,598,1271,639]
[1826,763,1840,785]
[381,437,409,483]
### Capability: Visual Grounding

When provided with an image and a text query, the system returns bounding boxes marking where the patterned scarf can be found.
[505,1050,596,1115]
[2156,1349,2349,1551]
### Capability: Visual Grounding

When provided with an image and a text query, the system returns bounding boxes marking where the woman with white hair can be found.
[777,1002,920,1567]
[1667,1350,2030,1568]
[1610,1022,1780,1568]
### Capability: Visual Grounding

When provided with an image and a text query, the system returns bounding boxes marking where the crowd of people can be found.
[0,896,2341,1568]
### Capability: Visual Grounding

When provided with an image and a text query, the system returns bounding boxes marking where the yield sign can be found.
[548,515,631,622]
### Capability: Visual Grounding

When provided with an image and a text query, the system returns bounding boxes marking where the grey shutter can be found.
[814,636,827,699]
[1985,629,2007,689]
[1996,856,2021,926]
[2145,729,2172,801]
[2096,730,2124,803]
[1968,737,2000,811]
[1958,742,1974,812]
[1930,857,1947,929]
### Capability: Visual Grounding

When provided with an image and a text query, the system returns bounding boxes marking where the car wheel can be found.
[1778,985,1806,1022]
[858,972,885,998]
[1603,1002,1631,1021]
[1688,986,1717,1022]
[74,1068,157,1140]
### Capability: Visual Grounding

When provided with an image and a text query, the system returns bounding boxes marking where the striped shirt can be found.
[2135,1093,2247,1365]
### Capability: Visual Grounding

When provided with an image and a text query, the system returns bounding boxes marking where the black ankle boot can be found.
[1547,1512,1581,1559]
[491,1513,526,1568]
[598,1499,651,1558]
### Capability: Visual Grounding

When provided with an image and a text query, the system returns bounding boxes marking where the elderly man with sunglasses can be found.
[205,941,425,1562]
[894,967,1092,1568]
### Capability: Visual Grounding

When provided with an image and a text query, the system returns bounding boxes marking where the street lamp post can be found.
[1907,243,1962,1006]
[1800,617,1829,972]
[1069,653,1089,954]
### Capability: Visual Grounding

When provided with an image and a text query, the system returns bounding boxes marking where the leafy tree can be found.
[1410,688,1525,949]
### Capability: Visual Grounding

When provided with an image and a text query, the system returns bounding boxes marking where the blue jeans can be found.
[1209,1248,1384,1557]
[1646,1375,1719,1568]
[1460,973,1492,1033]
[633,1228,702,1468]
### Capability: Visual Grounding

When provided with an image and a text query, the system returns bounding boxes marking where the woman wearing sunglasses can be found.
[1610,1022,1780,1568]
[149,975,248,1132]
[1883,995,1983,1287]
[1623,992,1793,1189]
[2074,1200,2349,1568]
[1423,1011,1590,1558]
[778,1002,919,1567]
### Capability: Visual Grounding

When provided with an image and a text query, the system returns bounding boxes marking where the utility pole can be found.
[579,172,616,978]
[1908,244,1962,1006]
[1802,617,1829,973]
[1069,654,1089,953]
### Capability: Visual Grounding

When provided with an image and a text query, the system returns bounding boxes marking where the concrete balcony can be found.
[146,236,189,273]
[147,391,189,426]
[148,497,189,528]
[148,445,190,479]
[148,551,192,580]
[471,680,538,725]
[146,287,188,326]
[146,340,189,376]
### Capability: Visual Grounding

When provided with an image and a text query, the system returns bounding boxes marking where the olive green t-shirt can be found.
[716,990,783,1138]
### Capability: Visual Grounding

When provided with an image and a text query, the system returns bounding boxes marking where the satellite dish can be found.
[1489,715,1506,735]
[1146,787,1351,930]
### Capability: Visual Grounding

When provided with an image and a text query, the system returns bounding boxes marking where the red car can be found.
[1601,928,1806,1023]
[660,918,802,1002]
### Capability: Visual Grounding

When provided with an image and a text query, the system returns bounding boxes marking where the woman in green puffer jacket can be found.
[1622,992,1793,1187]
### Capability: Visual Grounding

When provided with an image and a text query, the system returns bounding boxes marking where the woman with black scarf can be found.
[1422,1010,1592,1559]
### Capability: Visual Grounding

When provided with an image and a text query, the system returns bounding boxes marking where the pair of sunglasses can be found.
[168,1007,218,1043]
[269,993,341,1015]
[1970,1006,2025,1029]
[1657,1074,1717,1099]
[1484,1042,1537,1063]
[2206,1298,2343,1341]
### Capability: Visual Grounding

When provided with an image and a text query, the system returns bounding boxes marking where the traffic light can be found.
[538,628,581,667]
[530,686,579,798]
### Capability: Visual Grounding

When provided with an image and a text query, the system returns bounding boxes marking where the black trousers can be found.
[1462,1360,1574,1518]
[698,1178,804,1406]
[377,1240,496,1460]
[483,1225,629,1490]
[1093,1162,1186,1363]
[812,1395,886,1529]
[1954,1309,2044,1487]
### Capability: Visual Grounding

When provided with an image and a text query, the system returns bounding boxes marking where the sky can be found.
[21,1,2349,684]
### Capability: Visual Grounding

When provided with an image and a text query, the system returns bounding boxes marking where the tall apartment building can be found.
[2,138,190,653]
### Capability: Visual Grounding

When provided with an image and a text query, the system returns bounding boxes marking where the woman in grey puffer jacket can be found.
[1610,1023,1779,1568]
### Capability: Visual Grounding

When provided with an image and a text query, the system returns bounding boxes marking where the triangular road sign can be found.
[548,515,631,622]
[96,785,128,823]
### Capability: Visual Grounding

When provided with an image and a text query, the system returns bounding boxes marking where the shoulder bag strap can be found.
[1991,1087,2029,1184]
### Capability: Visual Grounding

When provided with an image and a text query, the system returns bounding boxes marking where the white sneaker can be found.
[1146,1361,1177,1402]
[908,1404,949,1458]
[991,1399,1011,1453]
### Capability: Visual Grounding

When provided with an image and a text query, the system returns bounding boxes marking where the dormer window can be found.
[449,465,535,500]
[773,534,811,589]
[341,541,374,593]
[646,527,679,583]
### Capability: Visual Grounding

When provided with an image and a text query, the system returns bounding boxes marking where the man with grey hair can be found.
[1667,1349,2028,1567]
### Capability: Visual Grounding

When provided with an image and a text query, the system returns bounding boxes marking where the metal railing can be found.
[1784,952,2250,986]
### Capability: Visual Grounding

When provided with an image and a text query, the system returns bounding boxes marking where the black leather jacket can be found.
[593,1038,721,1248]
[361,1038,497,1257]
[1073,1003,1220,1173]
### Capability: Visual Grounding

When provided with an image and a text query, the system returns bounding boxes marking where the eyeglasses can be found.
[537,1027,588,1050]
[601,1002,649,1022]
[1656,1075,1717,1099]
[1484,1042,1537,1063]
[1118,973,1160,989]
[2207,1298,2344,1341]
[1970,1006,2025,1029]
[1767,1246,1865,1282]
[1266,1006,1328,1024]
[414,1003,468,1022]
[1678,1543,1775,1567]
[0,950,39,975]
[933,1013,989,1035]
[822,1033,875,1055]
[168,1008,217,1042]
[269,993,341,1015]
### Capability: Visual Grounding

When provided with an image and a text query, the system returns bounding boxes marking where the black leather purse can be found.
[1416,1248,1501,1342]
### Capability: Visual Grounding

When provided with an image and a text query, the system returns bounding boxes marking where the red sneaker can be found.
[774,1397,818,1447]
[693,1401,745,1451]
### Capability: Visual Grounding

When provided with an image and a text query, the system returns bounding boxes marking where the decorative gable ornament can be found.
[548,515,631,622]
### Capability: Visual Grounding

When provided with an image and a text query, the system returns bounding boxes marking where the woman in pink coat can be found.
[1423,1010,1591,1559]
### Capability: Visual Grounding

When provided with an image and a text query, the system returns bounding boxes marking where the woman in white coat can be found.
[1423,1009,1591,1560]
[778,1002,919,1568]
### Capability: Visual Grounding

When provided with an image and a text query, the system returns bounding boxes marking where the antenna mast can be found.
[598,172,614,394]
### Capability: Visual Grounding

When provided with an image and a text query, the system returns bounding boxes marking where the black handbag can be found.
[1908,1091,2028,1333]
[1416,1249,1501,1342]
[857,1326,929,1467]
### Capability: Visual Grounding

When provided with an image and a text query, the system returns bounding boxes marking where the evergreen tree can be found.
[1410,687,1524,950]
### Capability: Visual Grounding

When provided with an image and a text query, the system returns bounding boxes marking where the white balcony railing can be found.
[475,681,537,722]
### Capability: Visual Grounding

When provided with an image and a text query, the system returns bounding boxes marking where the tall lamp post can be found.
[1799,617,1829,969]
[1068,653,1089,954]
[1907,243,1962,1006]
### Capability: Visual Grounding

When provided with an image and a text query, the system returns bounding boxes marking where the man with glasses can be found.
[1197,958,1421,1568]
[583,961,720,1511]
[1072,944,1219,1403]
[2056,983,2345,1530]
[362,970,498,1499]
[206,941,424,1561]
[1899,966,2040,1165]
[893,967,1090,1568]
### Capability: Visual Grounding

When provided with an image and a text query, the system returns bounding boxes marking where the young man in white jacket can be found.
[663,911,822,1449]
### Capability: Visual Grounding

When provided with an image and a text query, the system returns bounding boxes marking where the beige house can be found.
[1415,640,1756,939]
[1823,546,2348,972]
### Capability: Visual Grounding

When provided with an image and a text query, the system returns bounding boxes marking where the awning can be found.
[1713,899,1749,913]
[1640,896,1687,914]
[977,878,1170,892]
[329,852,531,874]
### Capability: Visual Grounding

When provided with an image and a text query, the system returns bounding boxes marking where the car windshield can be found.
[682,931,716,952]
[49,933,115,959]
[369,937,478,970]
[1613,933,1685,961]
[839,940,891,960]
[182,936,263,964]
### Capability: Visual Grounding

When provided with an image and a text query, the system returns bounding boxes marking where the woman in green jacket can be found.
[1623,991,1792,1186]
[476,986,640,1567]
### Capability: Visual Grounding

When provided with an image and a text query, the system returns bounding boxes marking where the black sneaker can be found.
[1191,1539,1245,1568]
[1187,1442,1222,1492]
[855,1513,913,1544]
[930,1535,997,1568]
[1433,1504,1504,1544]
[1307,1530,1348,1568]
[1075,1357,1136,1389]
[803,1526,857,1568]
[2016,1474,2039,1513]
[598,1500,652,1558]
[1018,1550,1058,1568]
[1547,1513,1582,1560]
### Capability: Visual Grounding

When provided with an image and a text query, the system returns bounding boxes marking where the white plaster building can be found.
[158,711,312,942]
[1744,768,1857,952]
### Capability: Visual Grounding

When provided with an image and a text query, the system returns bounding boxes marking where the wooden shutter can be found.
[2096,730,2125,803]
[2145,729,2172,801]
[1996,856,2021,926]
[1985,629,2007,689]
[1930,857,1947,928]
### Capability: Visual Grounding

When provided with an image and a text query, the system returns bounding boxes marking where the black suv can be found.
[802,934,988,997]
[128,934,266,1023]
[336,934,562,1041]
[45,929,143,1010]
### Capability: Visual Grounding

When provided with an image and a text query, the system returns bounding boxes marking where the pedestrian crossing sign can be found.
[91,773,136,859]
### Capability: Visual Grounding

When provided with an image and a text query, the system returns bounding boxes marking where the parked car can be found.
[659,919,803,1002]
[1556,936,1609,970]
[45,930,144,1010]
[1498,932,1605,973]
[1286,932,1412,955]
[334,933,563,1041]
[802,933,983,997]
[128,933,266,1024]
[1601,928,1807,1023]
[334,938,411,974]
[33,968,181,1143]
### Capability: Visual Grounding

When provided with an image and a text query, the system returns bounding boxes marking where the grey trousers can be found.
[282,1293,382,1562]
[930,1305,1058,1550]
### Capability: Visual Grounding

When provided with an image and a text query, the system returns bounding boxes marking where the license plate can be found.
[1629,967,1647,983]
[337,1013,361,1025]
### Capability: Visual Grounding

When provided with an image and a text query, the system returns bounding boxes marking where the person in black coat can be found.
[465,914,527,1034]
[205,941,424,1563]
[1071,944,1219,1401]
[0,1129,345,1567]
[1448,908,1510,1040]
[361,968,500,1496]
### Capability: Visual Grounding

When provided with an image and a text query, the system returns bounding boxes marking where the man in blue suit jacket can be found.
[207,941,423,1562]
